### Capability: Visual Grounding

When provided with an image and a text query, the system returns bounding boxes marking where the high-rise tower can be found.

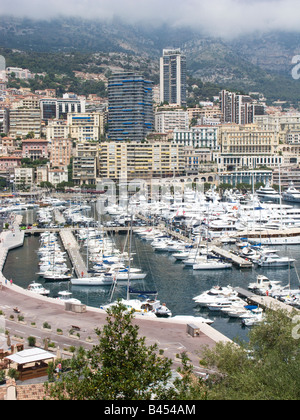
[160,48,187,107]
[108,72,154,142]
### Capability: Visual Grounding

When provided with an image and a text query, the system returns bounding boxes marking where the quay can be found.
[235,287,300,315]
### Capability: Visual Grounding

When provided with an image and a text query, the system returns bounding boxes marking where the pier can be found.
[235,287,300,315]
[59,229,88,278]
[210,245,253,268]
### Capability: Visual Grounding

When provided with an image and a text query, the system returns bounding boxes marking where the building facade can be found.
[22,139,49,160]
[48,137,73,168]
[99,141,185,181]
[160,49,187,107]
[67,112,105,142]
[108,72,154,142]
[9,108,41,139]
[155,109,189,133]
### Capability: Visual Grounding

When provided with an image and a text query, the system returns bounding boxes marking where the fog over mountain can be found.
[1,0,300,39]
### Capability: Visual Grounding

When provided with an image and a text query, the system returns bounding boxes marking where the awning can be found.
[6,348,55,365]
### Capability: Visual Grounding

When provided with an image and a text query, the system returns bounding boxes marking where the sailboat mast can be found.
[127,215,133,301]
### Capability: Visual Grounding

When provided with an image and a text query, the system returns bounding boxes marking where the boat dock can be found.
[235,287,300,315]
[59,229,88,278]
[210,245,253,268]
[0,215,25,274]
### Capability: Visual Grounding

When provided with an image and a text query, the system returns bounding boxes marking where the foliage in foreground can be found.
[45,304,300,400]
[44,302,206,400]
[202,308,300,400]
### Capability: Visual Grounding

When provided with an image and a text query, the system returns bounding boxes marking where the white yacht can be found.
[71,275,114,286]
[193,260,232,270]
[102,296,172,318]
[57,291,81,304]
[256,182,281,201]
[255,254,295,267]
[282,182,300,203]
[27,282,50,296]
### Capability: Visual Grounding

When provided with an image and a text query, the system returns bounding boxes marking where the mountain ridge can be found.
[0,16,300,105]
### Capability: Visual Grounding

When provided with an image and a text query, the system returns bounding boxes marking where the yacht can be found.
[256,182,281,201]
[248,275,282,295]
[71,275,114,286]
[27,282,50,296]
[57,291,81,304]
[282,182,300,203]
[102,296,172,318]
[193,260,232,270]
[254,254,295,267]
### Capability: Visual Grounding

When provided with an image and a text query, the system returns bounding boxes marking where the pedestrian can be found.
[10,278,12,286]
[5,278,7,285]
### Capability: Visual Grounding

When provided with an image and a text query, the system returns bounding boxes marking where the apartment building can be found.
[46,120,69,140]
[187,106,222,125]
[14,167,35,187]
[99,141,185,181]
[67,112,105,142]
[22,139,49,160]
[0,108,9,134]
[0,156,22,176]
[220,90,265,124]
[173,126,219,150]
[48,169,68,186]
[155,109,189,133]
[9,108,41,138]
[40,97,86,121]
[160,49,187,107]
[72,142,99,185]
[48,137,72,168]
[108,72,154,142]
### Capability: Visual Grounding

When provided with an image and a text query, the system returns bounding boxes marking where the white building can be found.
[155,109,189,133]
[14,167,35,187]
[173,126,219,150]
[48,169,68,186]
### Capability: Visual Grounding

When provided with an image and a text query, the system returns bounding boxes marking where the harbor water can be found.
[3,208,300,343]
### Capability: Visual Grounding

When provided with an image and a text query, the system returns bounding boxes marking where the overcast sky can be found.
[1,0,300,39]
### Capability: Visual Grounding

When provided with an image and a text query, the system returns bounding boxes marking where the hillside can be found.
[1,16,300,105]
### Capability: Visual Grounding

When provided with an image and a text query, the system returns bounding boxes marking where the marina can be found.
[4,189,299,339]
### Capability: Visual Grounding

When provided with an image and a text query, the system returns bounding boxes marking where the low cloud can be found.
[1,0,300,39]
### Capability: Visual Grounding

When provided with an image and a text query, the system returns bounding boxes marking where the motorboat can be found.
[43,271,72,281]
[102,296,172,318]
[254,254,295,267]
[27,282,50,296]
[193,260,232,270]
[57,291,81,304]
[282,182,300,203]
[248,275,282,295]
[71,275,114,286]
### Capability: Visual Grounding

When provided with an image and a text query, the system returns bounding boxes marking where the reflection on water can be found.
[3,208,300,342]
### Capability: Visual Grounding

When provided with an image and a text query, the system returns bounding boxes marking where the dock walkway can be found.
[59,229,88,278]
[211,245,253,268]
[235,287,300,315]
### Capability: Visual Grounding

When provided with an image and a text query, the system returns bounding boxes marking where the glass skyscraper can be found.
[108,72,154,142]
[160,48,187,107]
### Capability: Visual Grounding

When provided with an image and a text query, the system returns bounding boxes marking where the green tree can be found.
[45,302,174,400]
[201,308,300,400]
